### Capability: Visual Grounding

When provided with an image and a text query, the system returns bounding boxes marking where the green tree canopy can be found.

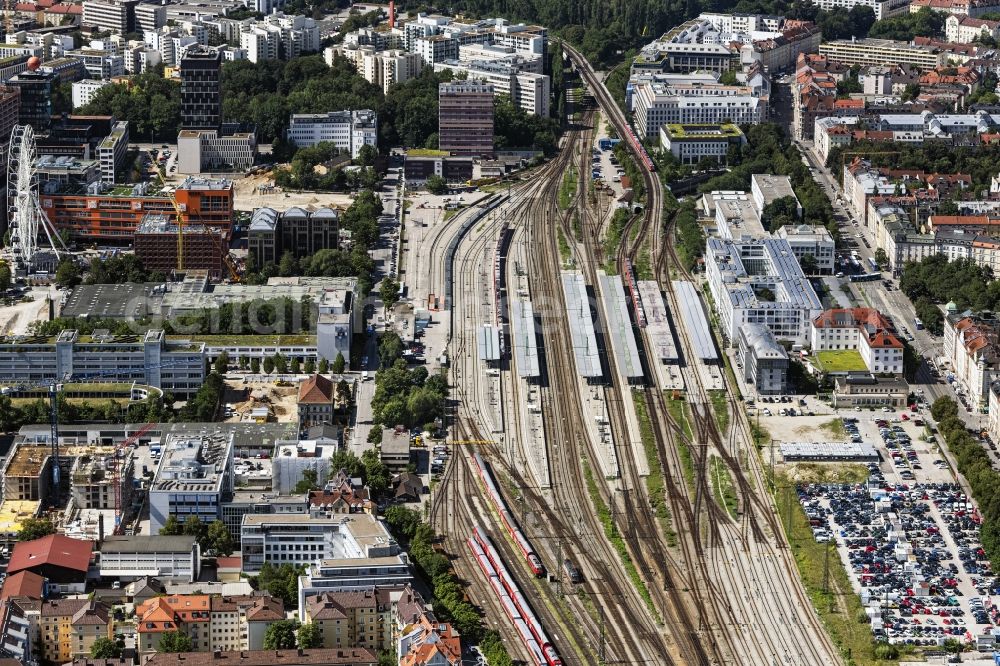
[90,637,121,659]
[18,517,56,541]
[264,620,299,650]
[297,622,322,648]
[158,631,193,653]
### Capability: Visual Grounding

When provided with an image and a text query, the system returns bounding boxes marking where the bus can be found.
[914,317,924,330]
[868,257,879,272]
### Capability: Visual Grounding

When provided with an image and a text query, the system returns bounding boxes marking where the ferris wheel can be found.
[6,124,65,269]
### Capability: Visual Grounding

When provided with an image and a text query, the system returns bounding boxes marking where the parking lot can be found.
[795,413,997,648]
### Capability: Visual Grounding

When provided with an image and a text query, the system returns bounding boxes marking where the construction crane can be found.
[112,422,156,533]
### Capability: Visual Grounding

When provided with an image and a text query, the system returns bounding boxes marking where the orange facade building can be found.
[41,177,234,245]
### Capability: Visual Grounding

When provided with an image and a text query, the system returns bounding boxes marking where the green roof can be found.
[406,148,450,157]
[663,124,744,139]
[812,350,868,373]
[167,334,316,346]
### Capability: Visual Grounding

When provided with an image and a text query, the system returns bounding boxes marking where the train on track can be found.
[469,526,563,666]
[621,124,656,172]
[470,451,546,577]
[622,259,646,328]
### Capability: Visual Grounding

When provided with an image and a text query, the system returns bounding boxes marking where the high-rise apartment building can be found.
[0,85,20,141]
[180,46,222,130]
[438,81,494,157]
[82,0,140,33]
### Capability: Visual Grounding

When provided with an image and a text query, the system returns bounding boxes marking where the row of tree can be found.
[371,335,448,431]
[159,514,235,556]
[899,255,1000,335]
[0,393,166,432]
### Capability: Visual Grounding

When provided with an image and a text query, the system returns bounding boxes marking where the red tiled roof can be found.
[812,308,903,349]
[298,374,334,404]
[0,571,44,601]
[8,535,92,575]
[215,556,241,570]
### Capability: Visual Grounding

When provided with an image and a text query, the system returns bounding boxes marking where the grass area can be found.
[603,211,629,261]
[634,241,653,280]
[664,395,696,494]
[572,212,582,241]
[12,397,127,407]
[812,350,868,373]
[784,463,870,485]
[558,166,578,210]
[708,390,729,433]
[632,390,677,546]
[820,418,846,439]
[582,458,662,624]
[775,477,882,665]
[167,334,315,346]
[557,227,572,266]
[710,456,738,519]
[17,382,133,394]
[406,148,450,157]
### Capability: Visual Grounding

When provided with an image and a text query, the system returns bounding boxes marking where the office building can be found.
[297,526,412,606]
[42,177,234,245]
[0,329,206,395]
[71,79,111,108]
[136,2,166,32]
[70,448,136,510]
[438,81,494,156]
[285,110,377,157]
[737,323,789,394]
[97,119,128,183]
[9,69,55,131]
[631,81,764,139]
[82,0,139,33]
[658,123,745,165]
[247,205,343,267]
[148,432,235,533]
[705,236,823,347]
[176,127,257,173]
[98,535,201,583]
[433,59,550,116]
[773,224,836,274]
[818,38,948,69]
[66,48,125,80]
[810,308,905,375]
[944,310,1000,412]
[180,46,222,130]
[134,214,228,278]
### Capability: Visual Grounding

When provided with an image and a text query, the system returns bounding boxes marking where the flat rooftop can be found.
[637,281,679,362]
[0,500,40,535]
[707,237,822,311]
[599,273,643,380]
[561,272,602,378]
[672,281,718,362]
[151,432,233,493]
[510,298,540,378]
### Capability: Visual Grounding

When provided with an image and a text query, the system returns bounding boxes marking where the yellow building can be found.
[303,590,392,651]
[36,599,111,663]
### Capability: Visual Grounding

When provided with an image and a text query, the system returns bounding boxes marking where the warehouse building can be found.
[98,534,200,583]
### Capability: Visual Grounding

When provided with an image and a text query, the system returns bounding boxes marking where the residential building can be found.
[773,224,836,274]
[146,649,378,666]
[631,81,764,139]
[177,127,257,174]
[818,38,948,69]
[98,535,200,583]
[433,59,550,116]
[82,0,139,33]
[737,323,789,395]
[831,374,909,408]
[134,214,228,278]
[911,0,1000,15]
[42,177,234,245]
[135,595,210,654]
[413,35,458,65]
[946,14,1000,42]
[380,427,411,474]
[242,513,397,574]
[329,46,424,95]
[135,2,166,32]
[71,79,111,108]
[97,119,128,183]
[66,48,125,79]
[240,25,280,63]
[35,599,111,663]
[813,0,910,19]
[438,81,494,156]
[943,311,1000,412]
[180,46,222,130]
[8,535,92,595]
[0,571,45,601]
[9,69,55,131]
[658,123,745,165]
[843,158,899,230]
[303,589,393,650]
[285,110,377,157]
[298,373,335,430]
[810,308,905,374]
[148,432,235,534]
[209,595,285,651]
[0,599,32,663]
[398,615,462,666]
[705,237,823,347]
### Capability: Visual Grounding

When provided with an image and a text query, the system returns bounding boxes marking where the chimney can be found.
[388,0,395,28]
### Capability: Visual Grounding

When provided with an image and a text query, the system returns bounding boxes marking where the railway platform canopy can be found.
[510,299,540,379]
[477,325,501,363]
[561,272,603,380]
[598,272,643,383]
[637,280,679,364]
[672,280,718,362]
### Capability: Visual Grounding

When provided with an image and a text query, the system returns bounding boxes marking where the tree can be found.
[874,248,889,268]
[425,174,447,195]
[304,358,315,373]
[254,562,303,607]
[799,254,818,275]
[279,250,298,277]
[213,352,230,375]
[251,357,261,373]
[362,448,392,495]
[291,357,301,374]
[263,620,299,649]
[336,379,352,406]
[901,82,921,102]
[332,351,346,374]
[263,356,275,374]
[90,637,121,659]
[297,622,322,648]
[294,468,320,493]
[159,515,184,536]
[55,259,81,287]
[318,357,329,373]
[760,195,799,232]
[158,631,193,653]
[183,515,207,543]
[206,519,235,557]
[0,261,10,292]
[17,517,56,541]
[274,353,288,374]
[357,143,377,167]
[932,396,959,422]
[380,278,400,310]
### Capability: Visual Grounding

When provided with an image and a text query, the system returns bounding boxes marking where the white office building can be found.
[286,110,377,157]
[97,120,129,184]
[705,236,823,347]
[631,81,764,139]
[773,224,836,275]
[98,535,201,583]
[177,128,257,174]
[71,79,111,108]
[737,323,789,394]
[148,432,235,534]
